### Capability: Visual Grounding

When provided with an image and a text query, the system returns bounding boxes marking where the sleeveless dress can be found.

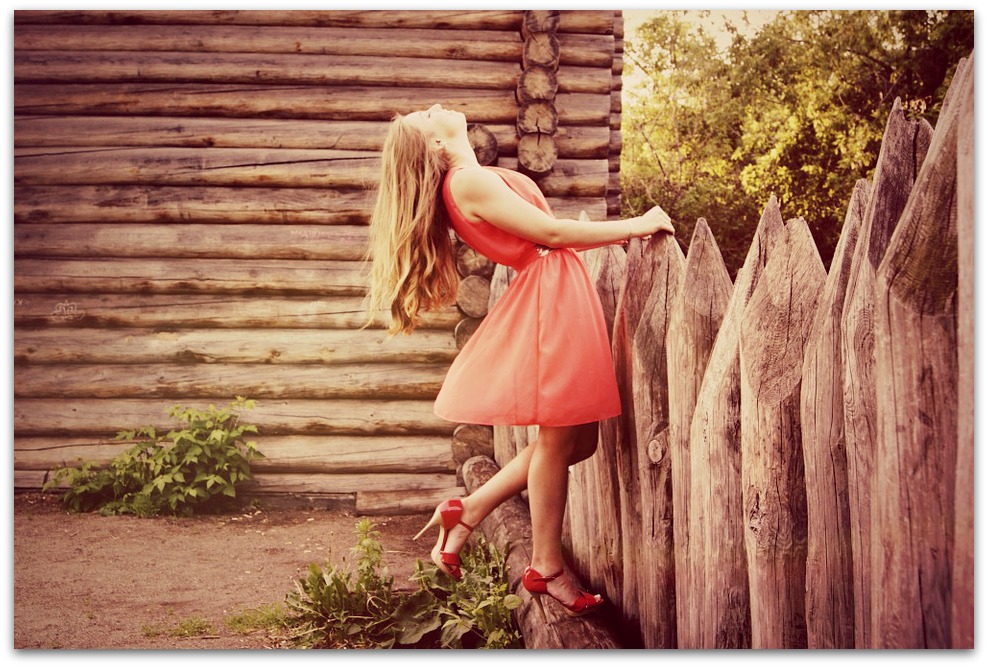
[433,166,622,427]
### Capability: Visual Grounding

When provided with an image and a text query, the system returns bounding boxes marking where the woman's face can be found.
[404,104,467,143]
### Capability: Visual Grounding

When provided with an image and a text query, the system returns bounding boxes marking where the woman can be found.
[366,103,674,620]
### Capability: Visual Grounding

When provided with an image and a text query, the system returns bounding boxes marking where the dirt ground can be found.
[12,491,430,650]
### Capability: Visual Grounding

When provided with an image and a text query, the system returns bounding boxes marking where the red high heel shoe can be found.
[522,566,604,622]
[413,499,475,581]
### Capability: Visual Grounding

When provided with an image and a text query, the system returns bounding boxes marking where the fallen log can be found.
[462,455,622,649]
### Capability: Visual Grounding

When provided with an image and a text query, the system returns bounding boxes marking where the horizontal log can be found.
[14,184,373,225]
[14,23,614,67]
[14,83,610,125]
[15,147,609,197]
[14,258,368,296]
[14,146,380,189]
[522,10,560,40]
[12,293,459,331]
[13,398,453,437]
[15,24,524,61]
[355,486,465,515]
[14,51,524,91]
[14,116,612,159]
[14,327,458,365]
[243,471,458,494]
[14,362,450,400]
[14,223,370,260]
[15,434,455,474]
[14,10,618,34]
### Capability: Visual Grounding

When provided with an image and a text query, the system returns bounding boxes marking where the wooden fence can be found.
[12,10,622,514]
[491,54,973,648]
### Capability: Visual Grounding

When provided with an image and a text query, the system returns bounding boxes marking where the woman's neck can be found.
[445,134,482,169]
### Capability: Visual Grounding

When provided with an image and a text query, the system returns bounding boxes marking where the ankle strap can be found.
[530,569,564,583]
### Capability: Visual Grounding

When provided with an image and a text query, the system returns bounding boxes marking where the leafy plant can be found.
[285,519,523,649]
[44,397,262,517]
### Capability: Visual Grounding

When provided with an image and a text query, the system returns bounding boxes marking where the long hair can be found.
[365,115,459,335]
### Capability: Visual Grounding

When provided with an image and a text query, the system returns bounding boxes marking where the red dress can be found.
[433,166,622,427]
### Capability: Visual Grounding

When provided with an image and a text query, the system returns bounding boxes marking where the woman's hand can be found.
[635,206,675,239]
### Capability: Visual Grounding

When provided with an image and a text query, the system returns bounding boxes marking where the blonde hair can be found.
[365,115,459,335]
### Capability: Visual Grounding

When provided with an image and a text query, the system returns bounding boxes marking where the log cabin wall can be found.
[12,10,622,513]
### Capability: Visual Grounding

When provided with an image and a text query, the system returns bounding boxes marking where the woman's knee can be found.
[568,422,599,465]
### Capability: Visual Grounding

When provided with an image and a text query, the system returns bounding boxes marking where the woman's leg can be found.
[527,422,599,605]
[436,422,598,562]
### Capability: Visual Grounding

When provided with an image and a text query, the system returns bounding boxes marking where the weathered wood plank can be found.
[628,234,685,648]
[666,219,732,649]
[12,293,459,331]
[952,54,974,651]
[14,327,457,365]
[14,398,453,437]
[15,224,370,260]
[15,434,455,474]
[14,23,613,67]
[355,486,466,515]
[14,148,607,198]
[686,196,783,648]
[14,83,609,125]
[801,180,870,648]
[14,184,602,226]
[871,55,968,649]
[14,184,373,225]
[462,455,623,649]
[839,98,933,648]
[14,258,368,296]
[14,362,449,400]
[740,218,826,649]
[14,50,524,91]
[13,9,617,34]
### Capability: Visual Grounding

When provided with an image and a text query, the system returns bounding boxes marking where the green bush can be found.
[285,518,523,649]
[44,397,262,517]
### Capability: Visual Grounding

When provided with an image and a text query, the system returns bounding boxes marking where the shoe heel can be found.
[531,592,547,623]
[413,508,441,541]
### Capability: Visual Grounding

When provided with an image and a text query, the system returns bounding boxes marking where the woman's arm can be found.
[449,167,673,247]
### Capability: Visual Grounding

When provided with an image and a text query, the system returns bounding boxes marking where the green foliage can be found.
[225,603,290,637]
[622,9,974,276]
[44,397,262,517]
[285,519,523,649]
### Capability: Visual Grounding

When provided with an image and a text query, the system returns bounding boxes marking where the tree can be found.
[622,10,973,275]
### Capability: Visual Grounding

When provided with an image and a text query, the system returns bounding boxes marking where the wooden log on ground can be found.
[356,486,465,515]
[628,234,685,648]
[451,424,495,465]
[686,195,784,648]
[666,219,732,649]
[871,55,968,649]
[13,362,449,400]
[952,54,974,651]
[840,98,933,649]
[741,218,826,649]
[14,327,457,366]
[800,180,870,648]
[15,223,370,260]
[13,397,453,437]
[12,293,459,331]
[462,455,622,649]
[13,258,368,296]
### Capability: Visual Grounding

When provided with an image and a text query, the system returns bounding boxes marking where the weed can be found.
[225,602,289,636]
[44,397,262,517]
